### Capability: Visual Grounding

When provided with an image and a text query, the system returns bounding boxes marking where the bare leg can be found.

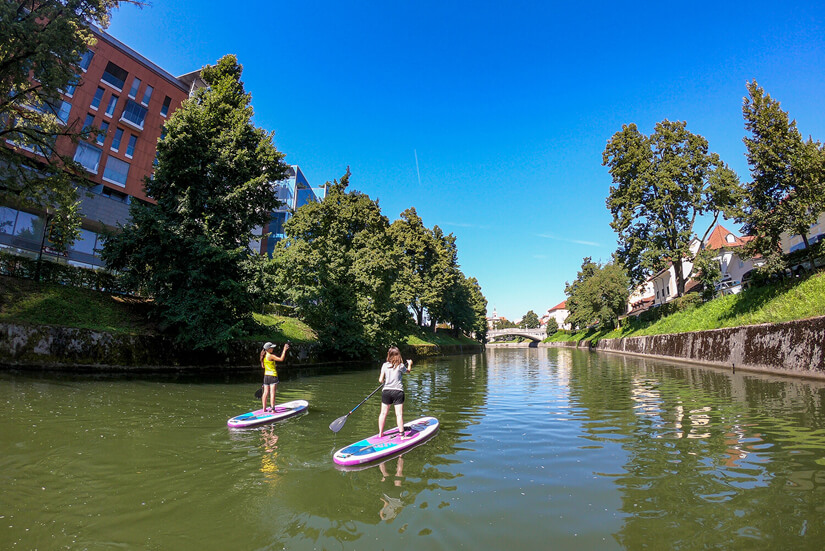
[394,403,405,438]
[261,386,269,411]
[270,384,277,409]
[378,402,390,437]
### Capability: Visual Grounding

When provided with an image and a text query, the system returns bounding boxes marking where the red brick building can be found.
[1,26,203,267]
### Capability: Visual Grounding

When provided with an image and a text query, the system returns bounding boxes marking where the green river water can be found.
[2,348,825,550]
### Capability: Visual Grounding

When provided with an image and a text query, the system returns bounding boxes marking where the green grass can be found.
[248,313,317,344]
[547,271,825,344]
[405,330,479,347]
[0,275,153,334]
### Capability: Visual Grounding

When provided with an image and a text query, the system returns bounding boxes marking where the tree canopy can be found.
[101,54,288,350]
[564,257,629,330]
[272,171,410,357]
[739,81,825,273]
[603,120,741,296]
[519,310,540,329]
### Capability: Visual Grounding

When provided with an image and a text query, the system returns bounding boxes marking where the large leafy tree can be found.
[1,0,136,248]
[102,55,288,350]
[603,120,741,296]
[740,81,825,273]
[519,310,540,329]
[389,207,440,327]
[273,171,410,358]
[439,273,488,341]
[564,257,629,330]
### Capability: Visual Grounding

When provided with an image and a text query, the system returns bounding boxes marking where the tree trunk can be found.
[674,261,686,297]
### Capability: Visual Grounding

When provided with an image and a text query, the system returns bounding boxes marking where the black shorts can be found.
[381,389,405,405]
[263,375,279,385]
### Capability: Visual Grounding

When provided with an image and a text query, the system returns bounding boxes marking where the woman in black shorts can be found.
[378,346,413,439]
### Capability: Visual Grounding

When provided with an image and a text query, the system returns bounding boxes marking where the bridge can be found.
[487,327,546,342]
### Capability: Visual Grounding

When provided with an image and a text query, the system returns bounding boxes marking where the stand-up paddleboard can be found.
[227,399,308,428]
[333,416,439,466]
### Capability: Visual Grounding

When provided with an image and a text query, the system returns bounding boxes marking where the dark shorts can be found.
[263,375,279,385]
[381,389,405,405]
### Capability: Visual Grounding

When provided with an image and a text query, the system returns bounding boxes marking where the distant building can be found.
[486,308,510,330]
[780,212,825,268]
[626,277,655,316]
[249,165,327,257]
[541,301,570,330]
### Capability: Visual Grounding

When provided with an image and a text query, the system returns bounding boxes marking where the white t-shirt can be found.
[381,362,408,391]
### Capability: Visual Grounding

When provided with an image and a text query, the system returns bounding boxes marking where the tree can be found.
[273,170,411,358]
[604,120,741,296]
[439,273,488,342]
[740,81,825,274]
[545,318,559,337]
[520,310,540,329]
[389,207,440,327]
[692,248,722,301]
[1,1,138,248]
[564,257,629,330]
[102,55,288,350]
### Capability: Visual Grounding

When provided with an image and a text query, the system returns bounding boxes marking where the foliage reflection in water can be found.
[1,349,824,549]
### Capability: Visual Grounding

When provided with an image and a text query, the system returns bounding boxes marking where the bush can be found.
[0,250,134,295]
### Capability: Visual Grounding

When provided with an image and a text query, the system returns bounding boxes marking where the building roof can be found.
[706,224,753,250]
[547,301,566,312]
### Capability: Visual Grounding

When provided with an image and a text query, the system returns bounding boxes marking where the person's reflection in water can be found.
[260,426,279,484]
[378,457,404,521]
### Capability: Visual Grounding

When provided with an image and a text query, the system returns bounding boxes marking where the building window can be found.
[120,99,147,130]
[62,81,77,97]
[91,87,105,110]
[70,228,100,256]
[141,85,153,106]
[111,128,124,151]
[102,156,130,187]
[79,50,94,72]
[160,95,172,117]
[74,142,102,173]
[101,61,128,90]
[0,206,17,234]
[125,134,137,158]
[83,113,95,131]
[104,94,118,117]
[128,77,141,99]
[96,121,109,145]
[56,100,72,124]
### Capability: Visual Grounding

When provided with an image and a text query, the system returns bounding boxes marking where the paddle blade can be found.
[254,386,263,399]
[329,414,349,433]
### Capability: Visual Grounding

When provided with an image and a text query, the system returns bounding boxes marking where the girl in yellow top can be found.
[260,342,289,411]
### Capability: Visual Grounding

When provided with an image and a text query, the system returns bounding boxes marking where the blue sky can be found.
[106,1,825,321]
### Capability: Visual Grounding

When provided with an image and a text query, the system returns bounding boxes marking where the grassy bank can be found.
[0,275,476,349]
[547,271,825,344]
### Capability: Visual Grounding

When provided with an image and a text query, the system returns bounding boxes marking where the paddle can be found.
[255,386,264,399]
[329,383,384,433]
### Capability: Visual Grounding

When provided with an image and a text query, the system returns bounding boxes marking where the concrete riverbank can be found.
[541,315,825,381]
[0,322,482,371]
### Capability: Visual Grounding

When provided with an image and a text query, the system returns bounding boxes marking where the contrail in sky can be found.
[414,149,421,186]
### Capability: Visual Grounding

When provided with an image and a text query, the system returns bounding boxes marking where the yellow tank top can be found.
[263,355,278,377]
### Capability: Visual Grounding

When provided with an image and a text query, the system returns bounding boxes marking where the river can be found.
[2,348,824,550]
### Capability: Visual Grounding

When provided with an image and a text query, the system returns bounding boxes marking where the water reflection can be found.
[378,457,405,521]
[562,350,825,548]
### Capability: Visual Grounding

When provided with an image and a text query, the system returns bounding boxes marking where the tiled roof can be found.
[547,301,566,312]
[706,224,751,250]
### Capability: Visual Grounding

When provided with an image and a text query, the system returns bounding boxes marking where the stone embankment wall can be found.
[543,316,825,380]
[0,322,482,371]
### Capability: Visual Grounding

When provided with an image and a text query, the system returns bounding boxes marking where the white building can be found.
[541,301,570,330]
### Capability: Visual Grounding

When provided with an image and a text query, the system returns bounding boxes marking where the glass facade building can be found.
[251,165,326,256]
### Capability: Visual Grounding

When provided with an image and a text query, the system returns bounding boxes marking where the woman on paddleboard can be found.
[378,346,413,439]
[260,342,289,412]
